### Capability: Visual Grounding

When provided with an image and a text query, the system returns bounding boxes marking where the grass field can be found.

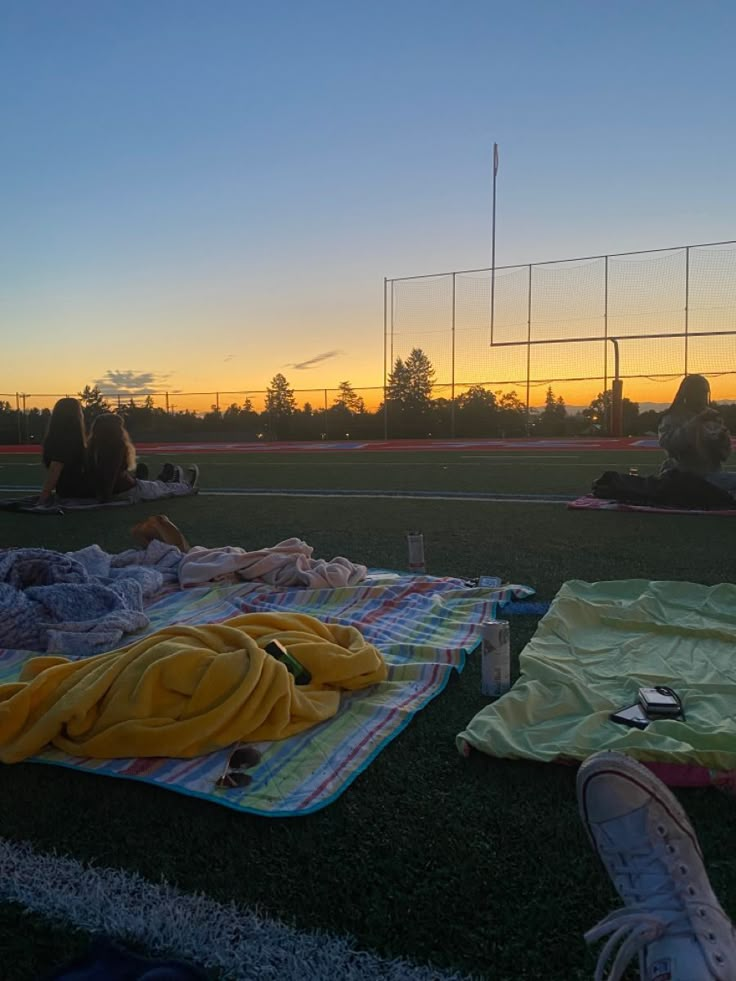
[1,444,735,980]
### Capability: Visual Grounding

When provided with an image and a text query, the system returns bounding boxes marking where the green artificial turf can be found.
[0,446,735,980]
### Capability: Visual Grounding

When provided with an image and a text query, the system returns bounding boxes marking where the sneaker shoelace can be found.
[587,839,693,981]
[586,906,687,981]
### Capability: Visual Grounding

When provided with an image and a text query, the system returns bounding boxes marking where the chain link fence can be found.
[386,239,736,430]
[3,239,735,442]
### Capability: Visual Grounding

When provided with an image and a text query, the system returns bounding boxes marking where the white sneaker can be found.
[577,752,736,981]
[185,464,200,493]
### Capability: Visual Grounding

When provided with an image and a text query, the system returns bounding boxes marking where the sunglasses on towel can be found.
[215,745,262,789]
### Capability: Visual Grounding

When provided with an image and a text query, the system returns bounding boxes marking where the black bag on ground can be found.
[591,469,735,509]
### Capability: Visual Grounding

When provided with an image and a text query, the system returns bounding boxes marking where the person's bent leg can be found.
[577,751,735,980]
[133,466,199,501]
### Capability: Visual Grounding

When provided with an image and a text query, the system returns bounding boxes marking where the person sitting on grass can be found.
[658,374,735,493]
[39,397,94,504]
[87,413,199,503]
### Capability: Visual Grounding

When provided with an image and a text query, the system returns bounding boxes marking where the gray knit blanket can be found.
[0,542,181,656]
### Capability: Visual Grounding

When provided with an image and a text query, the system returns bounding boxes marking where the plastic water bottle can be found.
[407,532,426,574]
[480,619,511,696]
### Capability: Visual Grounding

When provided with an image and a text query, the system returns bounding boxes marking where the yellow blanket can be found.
[0,612,387,763]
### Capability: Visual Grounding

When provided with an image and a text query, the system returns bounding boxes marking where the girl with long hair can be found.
[659,374,733,487]
[40,398,93,503]
[87,413,199,503]
[87,412,138,501]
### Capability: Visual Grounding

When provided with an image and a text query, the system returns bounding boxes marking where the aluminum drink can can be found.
[407,532,426,574]
[481,619,511,696]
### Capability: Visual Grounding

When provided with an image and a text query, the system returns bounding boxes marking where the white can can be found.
[407,532,426,574]
[480,619,511,696]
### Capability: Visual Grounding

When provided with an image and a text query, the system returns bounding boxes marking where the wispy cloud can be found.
[94,370,172,395]
[284,350,343,371]
[224,354,234,362]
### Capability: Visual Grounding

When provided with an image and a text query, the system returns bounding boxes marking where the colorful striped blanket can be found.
[0,573,531,816]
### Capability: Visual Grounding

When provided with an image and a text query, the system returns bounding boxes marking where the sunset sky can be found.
[2,0,736,410]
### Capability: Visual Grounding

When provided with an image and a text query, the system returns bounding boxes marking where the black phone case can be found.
[609,704,650,730]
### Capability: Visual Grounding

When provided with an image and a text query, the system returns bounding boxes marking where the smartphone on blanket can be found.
[610,690,684,730]
[609,703,651,730]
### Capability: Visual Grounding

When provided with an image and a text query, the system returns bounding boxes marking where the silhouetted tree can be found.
[78,385,111,424]
[386,348,436,436]
[264,373,297,438]
[496,390,528,437]
[535,387,567,436]
[265,374,297,416]
[584,390,640,435]
[455,385,498,436]
[334,381,366,414]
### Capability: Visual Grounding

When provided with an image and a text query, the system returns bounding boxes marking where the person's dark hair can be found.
[665,374,711,415]
[42,397,86,467]
[88,413,136,472]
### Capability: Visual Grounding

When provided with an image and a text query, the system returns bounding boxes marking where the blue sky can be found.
[1,0,735,401]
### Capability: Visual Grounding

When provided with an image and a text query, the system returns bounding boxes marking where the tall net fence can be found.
[387,240,736,420]
[4,240,736,443]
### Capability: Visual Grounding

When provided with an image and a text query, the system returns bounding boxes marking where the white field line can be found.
[0,837,468,981]
[459,454,578,459]
[203,491,568,504]
[0,485,569,504]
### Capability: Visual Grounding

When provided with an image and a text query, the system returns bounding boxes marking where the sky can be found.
[2,0,736,409]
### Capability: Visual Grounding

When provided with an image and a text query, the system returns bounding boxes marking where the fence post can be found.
[383,278,389,440]
[604,254,609,397]
[611,379,624,437]
[15,392,22,445]
[525,264,532,436]
[324,389,328,440]
[684,246,690,375]
[609,339,623,436]
[390,279,395,368]
[450,272,456,438]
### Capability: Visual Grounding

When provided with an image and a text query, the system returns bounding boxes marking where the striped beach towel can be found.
[0,573,531,816]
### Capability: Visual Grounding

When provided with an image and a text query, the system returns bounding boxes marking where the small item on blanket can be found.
[265,639,312,685]
[215,744,262,789]
[406,531,426,574]
[480,619,511,696]
[503,600,550,616]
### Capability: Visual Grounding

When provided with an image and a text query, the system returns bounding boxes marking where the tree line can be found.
[3,348,733,443]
